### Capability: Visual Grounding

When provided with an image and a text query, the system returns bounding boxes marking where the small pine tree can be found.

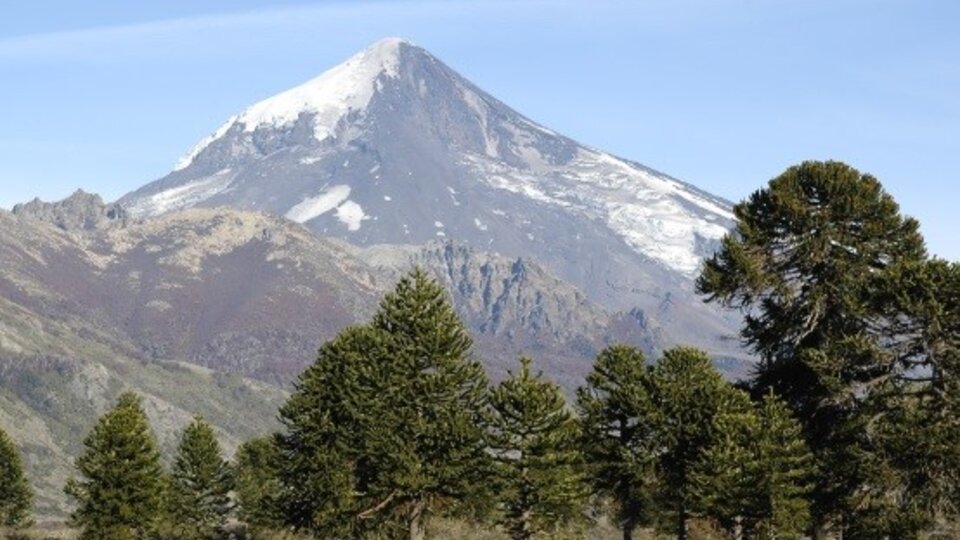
[747,392,814,538]
[65,392,165,540]
[690,391,813,540]
[234,436,284,532]
[576,345,657,540]
[167,417,233,540]
[487,357,588,540]
[0,426,32,531]
[649,347,753,540]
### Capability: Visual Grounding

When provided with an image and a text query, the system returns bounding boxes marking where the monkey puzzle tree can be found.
[167,417,233,540]
[65,392,165,540]
[576,345,658,540]
[487,357,588,540]
[0,426,32,531]
[277,268,491,540]
[697,160,928,536]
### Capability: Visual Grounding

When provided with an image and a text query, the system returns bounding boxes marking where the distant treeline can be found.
[1,161,958,540]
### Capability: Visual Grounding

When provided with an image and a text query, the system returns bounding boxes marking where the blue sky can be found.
[0,0,957,259]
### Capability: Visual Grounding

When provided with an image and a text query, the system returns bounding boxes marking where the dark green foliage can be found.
[276,325,384,538]
[369,268,492,538]
[692,391,814,539]
[486,357,588,540]
[0,427,32,530]
[743,392,814,538]
[234,436,284,532]
[576,345,657,540]
[277,268,491,539]
[856,259,960,535]
[64,392,165,540]
[166,417,233,540]
[696,161,928,535]
[648,347,753,540]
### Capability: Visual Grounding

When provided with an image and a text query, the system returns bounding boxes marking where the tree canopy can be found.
[487,357,588,540]
[696,160,956,537]
[65,392,165,540]
[0,426,32,530]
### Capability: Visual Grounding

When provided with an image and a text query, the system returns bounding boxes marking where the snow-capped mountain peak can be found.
[175,37,415,171]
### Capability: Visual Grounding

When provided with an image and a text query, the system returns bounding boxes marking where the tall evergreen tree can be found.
[487,357,588,540]
[692,392,814,540]
[277,269,491,540]
[648,347,752,540]
[576,345,657,540]
[0,426,32,531]
[65,392,165,540]
[277,325,387,539]
[696,161,927,537]
[167,417,233,540]
[234,436,284,533]
[365,268,492,540]
[745,392,814,538]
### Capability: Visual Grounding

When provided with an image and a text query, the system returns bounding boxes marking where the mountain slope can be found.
[1,196,689,518]
[118,38,745,358]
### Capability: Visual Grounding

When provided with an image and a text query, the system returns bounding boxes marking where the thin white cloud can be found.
[0,0,562,62]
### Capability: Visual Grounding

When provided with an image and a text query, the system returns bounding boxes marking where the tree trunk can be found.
[677,504,688,540]
[408,500,425,540]
[622,518,635,540]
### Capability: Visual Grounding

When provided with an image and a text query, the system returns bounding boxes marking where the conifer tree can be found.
[487,357,587,540]
[696,161,927,537]
[277,325,385,538]
[366,268,492,539]
[576,345,657,540]
[859,259,960,534]
[648,347,752,540]
[743,392,814,538]
[167,417,233,540]
[277,269,491,540]
[0,426,32,531]
[692,392,813,540]
[65,392,165,540]
[234,436,284,532]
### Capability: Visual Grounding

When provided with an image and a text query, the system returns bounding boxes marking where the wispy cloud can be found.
[0,0,564,62]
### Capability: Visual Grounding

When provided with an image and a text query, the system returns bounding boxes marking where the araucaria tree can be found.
[648,347,753,540]
[234,436,284,532]
[487,357,588,540]
[0,426,32,531]
[697,160,932,537]
[167,417,233,540]
[576,345,657,540]
[858,258,960,535]
[691,391,814,540]
[277,268,491,540]
[65,392,165,540]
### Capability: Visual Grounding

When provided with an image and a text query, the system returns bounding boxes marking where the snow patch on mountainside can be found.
[126,169,234,216]
[463,148,730,276]
[335,201,367,231]
[285,185,352,223]
[174,37,408,170]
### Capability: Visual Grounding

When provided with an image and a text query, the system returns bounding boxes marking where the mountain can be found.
[0,207,287,519]
[1,196,681,517]
[119,38,745,360]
